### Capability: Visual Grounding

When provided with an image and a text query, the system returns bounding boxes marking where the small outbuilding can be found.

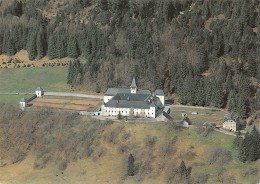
[20,98,27,108]
[35,87,44,97]
[223,112,239,132]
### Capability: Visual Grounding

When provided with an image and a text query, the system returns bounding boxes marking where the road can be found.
[172,105,223,111]
[214,127,236,136]
[0,92,34,95]
[44,92,103,99]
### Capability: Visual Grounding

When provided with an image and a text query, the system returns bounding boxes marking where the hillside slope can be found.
[0,106,259,184]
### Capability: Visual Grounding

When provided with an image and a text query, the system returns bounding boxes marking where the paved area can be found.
[44,92,103,99]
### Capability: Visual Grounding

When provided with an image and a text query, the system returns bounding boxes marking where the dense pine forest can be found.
[0,0,259,118]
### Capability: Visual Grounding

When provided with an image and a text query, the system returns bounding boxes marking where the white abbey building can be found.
[101,78,165,118]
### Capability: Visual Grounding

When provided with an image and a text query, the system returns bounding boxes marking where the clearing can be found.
[0,67,70,93]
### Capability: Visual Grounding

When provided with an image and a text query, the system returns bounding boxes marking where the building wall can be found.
[131,88,136,93]
[103,106,156,118]
[156,95,165,105]
[36,91,43,97]
[20,102,26,108]
[104,96,113,103]
[223,120,237,131]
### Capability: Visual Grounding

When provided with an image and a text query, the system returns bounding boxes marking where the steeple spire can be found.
[130,77,137,93]
[130,77,137,88]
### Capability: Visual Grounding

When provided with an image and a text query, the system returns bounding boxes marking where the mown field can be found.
[0,67,70,93]
[0,95,31,104]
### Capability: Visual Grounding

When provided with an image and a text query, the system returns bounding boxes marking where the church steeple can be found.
[130,77,137,93]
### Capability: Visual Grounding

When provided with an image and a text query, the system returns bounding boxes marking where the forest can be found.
[0,0,259,118]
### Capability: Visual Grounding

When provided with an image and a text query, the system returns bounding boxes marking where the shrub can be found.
[118,145,129,154]
[193,172,208,184]
[121,132,130,141]
[34,155,49,169]
[207,147,232,165]
[10,150,26,164]
[179,150,197,161]
[145,135,157,149]
[159,143,176,157]
[242,168,259,177]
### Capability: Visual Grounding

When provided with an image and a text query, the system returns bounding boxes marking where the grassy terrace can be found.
[0,95,32,103]
[0,67,70,93]
[170,106,227,125]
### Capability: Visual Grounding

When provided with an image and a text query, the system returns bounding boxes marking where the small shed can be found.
[20,98,27,108]
[35,87,44,97]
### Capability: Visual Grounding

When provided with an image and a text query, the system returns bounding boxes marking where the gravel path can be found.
[44,92,103,99]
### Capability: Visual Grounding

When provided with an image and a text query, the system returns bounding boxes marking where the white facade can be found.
[104,96,113,103]
[35,87,43,97]
[102,106,156,118]
[223,120,237,132]
[131,87,137,94]
[157,95,165,105]
[20,101,26,108]
[19,98,27,109]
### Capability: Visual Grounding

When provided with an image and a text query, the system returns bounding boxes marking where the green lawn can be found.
[0,67,70,93]
[0,95,31,103]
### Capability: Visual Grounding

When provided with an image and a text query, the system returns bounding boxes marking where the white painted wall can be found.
[20,102,26,108]
[104,96,113,103]
[156,95,165,105]
[131,87,136,93]
[36,90,43,97]
[103,106,156,118]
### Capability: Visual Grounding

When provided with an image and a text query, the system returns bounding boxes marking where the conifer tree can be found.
[127,153,135,176]
[67,35,79,58]
[36,29,45,59]
[27,31,37,60]
[48,34,56,60]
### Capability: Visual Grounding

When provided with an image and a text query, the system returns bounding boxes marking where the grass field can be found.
[0,95,31,103]
[171,106,227,125]
[0,67,70,93]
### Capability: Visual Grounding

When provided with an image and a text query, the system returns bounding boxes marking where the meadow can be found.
[0,67,70,93]
[170,106,227,125]
[0,95,31,103]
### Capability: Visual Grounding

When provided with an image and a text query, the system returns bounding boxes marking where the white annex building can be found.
[35,87,44,97]
[101,78,165,118]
